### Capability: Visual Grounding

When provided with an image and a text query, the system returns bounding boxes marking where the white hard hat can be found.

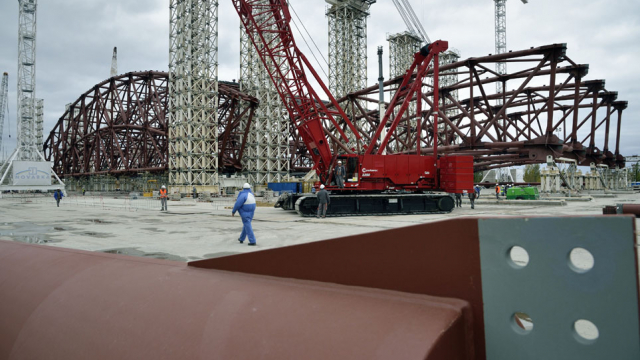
[243,183,251,189]
[320,184,325,189]
[338,160,342,164]
[161,185,166,189]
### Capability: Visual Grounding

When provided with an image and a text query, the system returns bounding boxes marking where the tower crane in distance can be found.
[494,0,528,101]
[233,0,473,216]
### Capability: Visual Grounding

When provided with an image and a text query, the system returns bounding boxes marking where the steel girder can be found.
[326,43,629,170]
[43,72,258,177]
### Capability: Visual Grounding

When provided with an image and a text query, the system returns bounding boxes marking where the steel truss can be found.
[168,0,219,192]
[239,1,290,184]
[325,44,629,170]
[43,72,257,178]
[326,0,374,143]
[17,0,38,161]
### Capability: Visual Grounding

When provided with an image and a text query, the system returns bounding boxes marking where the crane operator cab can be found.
[333,156,359,188]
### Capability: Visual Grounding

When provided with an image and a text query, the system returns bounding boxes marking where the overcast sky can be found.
[1,0,639,160]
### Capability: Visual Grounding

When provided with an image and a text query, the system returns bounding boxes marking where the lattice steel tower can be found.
[239,1,290,186]
[17,0,38,161]
[168,0,219,193]
[326,0,375,140]
[495,0,528,104]
[494,0,506,101]
[387,32,421,79]
[0,73,8,158]
[35,98,43,153]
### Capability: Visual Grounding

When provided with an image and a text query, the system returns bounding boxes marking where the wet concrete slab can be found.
[0,193,638,263]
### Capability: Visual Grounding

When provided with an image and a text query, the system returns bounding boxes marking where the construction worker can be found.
[469,190,477,209]
[232,183,257,246]
[192,186,197,200]
[160,185,168,211]
[495,184,500,200]
[316,184,330,218]
[53,189,64,207]
[454,193,462,208]
[334,160,346,188]
[474,185,481,199]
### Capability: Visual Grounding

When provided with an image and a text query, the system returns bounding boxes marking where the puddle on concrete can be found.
[201,252,240,259]
[0,222,60,244]
[79,219,113,225]
[101,247,187,262]
[74,231,114,238]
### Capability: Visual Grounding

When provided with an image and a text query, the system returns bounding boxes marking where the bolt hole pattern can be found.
[574,319,599,343]
[568,247,595,273]
[508,245,529,268]
[512,312,534,334]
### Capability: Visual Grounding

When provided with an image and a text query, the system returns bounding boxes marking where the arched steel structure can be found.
[327,43,629,170]
[44,72,257,177]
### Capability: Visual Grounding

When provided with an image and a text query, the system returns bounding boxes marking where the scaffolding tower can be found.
[326,0,375,140]
[35,98,43,153]
[387,31,421,78]
[168,0,219,193]
[239,2,290,186]
[0,73,8,159]
[494,0,507,102]
[17,0,38,161]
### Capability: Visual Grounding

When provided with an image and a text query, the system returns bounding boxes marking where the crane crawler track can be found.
[292,193,455,217]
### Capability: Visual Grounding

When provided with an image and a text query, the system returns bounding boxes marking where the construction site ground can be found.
[0,191,639,263]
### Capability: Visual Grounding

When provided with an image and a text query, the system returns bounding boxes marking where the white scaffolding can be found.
[17,0,38,162]
[0,73,8,159]
[1,0,63,191]
[238,2,290,186]
[168,0,219,194]
[326,0,375,141]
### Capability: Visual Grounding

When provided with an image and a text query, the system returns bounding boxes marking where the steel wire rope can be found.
[288,1,330,82]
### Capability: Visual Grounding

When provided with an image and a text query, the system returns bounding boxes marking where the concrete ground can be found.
[0,191,638,262]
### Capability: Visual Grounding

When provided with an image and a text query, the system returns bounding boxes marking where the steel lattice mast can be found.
[494,0,528,105]
[17,0,38,161]
[168,0,219,193]
[326,0,375,141]
[239,0,290,185]
[35,98,43,153]
[0,73,8,158]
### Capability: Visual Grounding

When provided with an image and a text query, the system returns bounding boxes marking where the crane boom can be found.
[392,0,430,43]
[234,0,473,216]
[232,0,361,184]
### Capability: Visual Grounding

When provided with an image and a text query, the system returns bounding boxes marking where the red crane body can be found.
[233,0,473,214]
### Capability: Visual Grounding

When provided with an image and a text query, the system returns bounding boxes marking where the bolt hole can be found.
[512,312,534,334]
[574,319,599,343]
[568,247,594,273]
[508,246,529,268]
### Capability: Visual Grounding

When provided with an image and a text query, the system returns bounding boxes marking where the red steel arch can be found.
[44,72,257,177]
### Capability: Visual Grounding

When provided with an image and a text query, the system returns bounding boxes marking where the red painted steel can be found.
[0,240,473,360]
[232,0,473,194]
[43,74,258,176]
[190,217,485,359]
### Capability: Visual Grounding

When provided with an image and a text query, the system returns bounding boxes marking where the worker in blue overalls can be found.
[232,183,257,246]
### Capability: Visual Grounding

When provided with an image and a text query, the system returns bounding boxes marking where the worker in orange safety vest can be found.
[495,184,500,200]
[160,185,168,211]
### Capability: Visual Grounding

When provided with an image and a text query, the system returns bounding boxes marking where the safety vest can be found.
[160,189,167,198]
[495,186,500,193]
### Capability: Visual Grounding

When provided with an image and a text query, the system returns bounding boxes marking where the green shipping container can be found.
[506,186,540,200]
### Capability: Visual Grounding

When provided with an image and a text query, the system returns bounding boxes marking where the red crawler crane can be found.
[233,0,474,216]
